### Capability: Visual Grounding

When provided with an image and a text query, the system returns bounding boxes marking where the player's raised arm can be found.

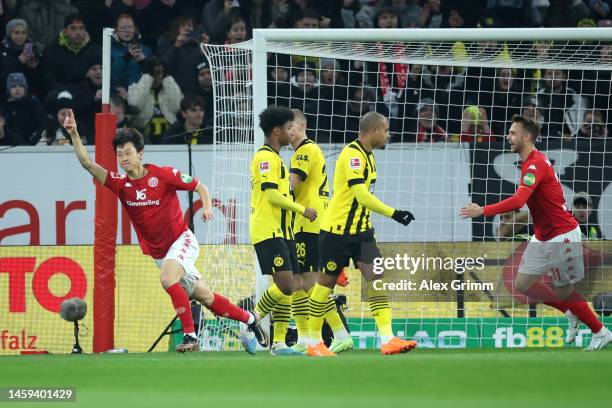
[63,109,107,185]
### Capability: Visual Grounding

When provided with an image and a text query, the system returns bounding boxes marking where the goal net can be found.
[202,28,612,350]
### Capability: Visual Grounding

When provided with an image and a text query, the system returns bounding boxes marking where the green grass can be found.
[1,349,611,408]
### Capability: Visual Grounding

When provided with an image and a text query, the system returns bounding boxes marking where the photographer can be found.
[577,110,608,138]
[111,13,152,91]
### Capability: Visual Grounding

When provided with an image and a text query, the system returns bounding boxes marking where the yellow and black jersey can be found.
[290,139,329,234]
[321,140,377,235]
[250,144,293,244]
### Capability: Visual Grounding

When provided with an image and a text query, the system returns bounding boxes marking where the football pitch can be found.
[2,349,611,408]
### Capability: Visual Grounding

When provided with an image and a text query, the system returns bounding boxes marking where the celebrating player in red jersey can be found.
[461,116,611,351]
[63,109,267,353]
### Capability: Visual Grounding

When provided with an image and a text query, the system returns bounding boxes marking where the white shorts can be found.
[518,226,584,287]
[155,229,201,297]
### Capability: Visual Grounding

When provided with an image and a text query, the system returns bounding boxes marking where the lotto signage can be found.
[0,246,172,355]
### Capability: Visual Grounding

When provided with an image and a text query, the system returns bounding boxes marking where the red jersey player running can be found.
[63,110,267,353]
[460,116,611,351]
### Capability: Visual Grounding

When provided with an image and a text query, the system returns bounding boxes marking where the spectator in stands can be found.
[267,53,291,106]
[496,210,531,241]
[0,19,42,96]
[162,94,212,144]
[0,0,21,27]
[355,4,375,28]
[2,72,46,144]
[572,192,605,240]
[588,0,611,21]
[441,0,486,28]
[452,105,493,142]
[241,0,273,29]
[268,0,302,28]
[485,67,522,138]
[110,94,131,130]
[577,110,609,138]
[420,64,465,134]
[414,98,447,143]
[65,54,103,143]
[195,60,214,127]
[307,0,344,27]
[138,0,199,45]
[294,8,321,28]
[158,14,208,96]
[224,15,249,44]
[544,0,592,27]
[34,92,78,146]
[319,57,348,116]
[421,0,443,28]
[380,0,421,28]
[331,86,388,143]
[375,6,401,29]
[537,68,589,139]
[289,61,320,117]
[18,0,78,46]
[521,96,547,140]
[111,13,152,91]
[0,110,26,146]
[41,13,102,92]
[127,56,182,143]
[202,0,239,34]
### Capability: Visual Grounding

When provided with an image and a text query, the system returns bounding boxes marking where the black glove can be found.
[392,209,415,226]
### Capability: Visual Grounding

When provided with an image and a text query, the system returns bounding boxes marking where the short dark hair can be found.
[259,106,294,138]
[180,94,205,112]
[512,115,539,141]
[113,128,145,152]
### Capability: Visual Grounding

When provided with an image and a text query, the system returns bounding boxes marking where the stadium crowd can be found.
[0,0,611,146]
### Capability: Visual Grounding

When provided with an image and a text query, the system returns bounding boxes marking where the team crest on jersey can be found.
[273,256,284,267]
[326,261,337,271]
[523,173,536,186]
[528,164,537,171]
[349,157,361,169]
[259,161,270,173]
[148,177,159,187]
[180,174,193,183]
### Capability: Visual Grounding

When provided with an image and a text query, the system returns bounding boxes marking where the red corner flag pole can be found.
[93,27,117,353]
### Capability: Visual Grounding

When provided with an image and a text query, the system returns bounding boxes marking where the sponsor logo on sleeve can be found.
[180,174,193,183]
[349,157,361,170]
[259,161,270,173]
[523,173,536,186]
[110,172,125,179]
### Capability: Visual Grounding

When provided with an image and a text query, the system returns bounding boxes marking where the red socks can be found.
[208,293,250,324]
[565,292,604,333]
[165,283,195,334]
[523,282,603,333]
[522,281,569,312]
